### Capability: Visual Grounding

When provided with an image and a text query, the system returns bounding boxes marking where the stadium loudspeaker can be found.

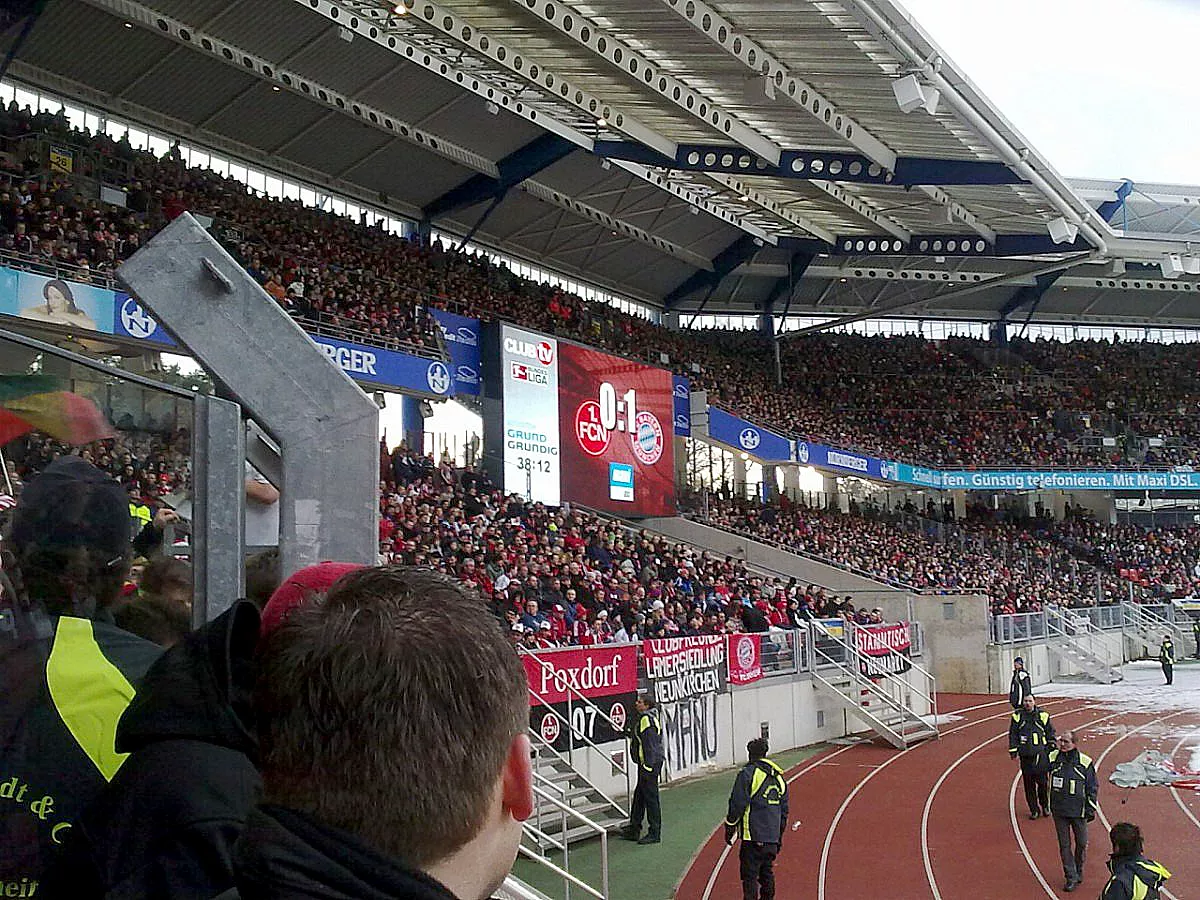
[1160,254,1185,279]
[1046,217,1079,245]
[1183,256,1200,276]
[891,75,927,114]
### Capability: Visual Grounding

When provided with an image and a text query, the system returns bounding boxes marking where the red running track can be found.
[675,693,1200,900]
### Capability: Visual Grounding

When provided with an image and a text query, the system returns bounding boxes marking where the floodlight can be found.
[1046,217,1078,245]
[892,75,926,114]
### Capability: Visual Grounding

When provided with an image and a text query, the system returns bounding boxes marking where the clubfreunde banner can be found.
[642,635,728,704]
[854,623,912,677]
[522,644,637,751]
[727,633,764,686]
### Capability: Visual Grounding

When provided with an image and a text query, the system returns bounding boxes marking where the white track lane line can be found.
[700,743,857,900]
[1094,711,1190,900]
[1001,708,1185,900]
[1009,770,1060,899]
[701,698,1012,900]
[924,705,1113,900]
[1168,728,1200,833]
[816,698,1079,900]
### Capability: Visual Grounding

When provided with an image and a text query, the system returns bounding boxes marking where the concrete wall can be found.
[910,594,991,693]
[986,631,1125,694]
[641,516,903,596]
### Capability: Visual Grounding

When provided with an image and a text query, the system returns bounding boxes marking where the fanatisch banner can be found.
[707,407,792,462]
[430,308,481,396]
[643,635,728,704]
[855,623,912,677]
[522,644,638,751]
[672,374,691,436]
[727,633,763,686]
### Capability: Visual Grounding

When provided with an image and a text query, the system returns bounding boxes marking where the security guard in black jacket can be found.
[1159,636,1174,685]
[623,694,664,844]
[0,458,161,894]
[725,738,788,900]
[1099,822,1171,900]
[1009,694,1054,819]
[1047,731,1099,893]
[1193,617,1200,659]
[1009,656,1032,708]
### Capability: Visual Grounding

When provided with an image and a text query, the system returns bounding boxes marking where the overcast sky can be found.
[898,0,1200,185]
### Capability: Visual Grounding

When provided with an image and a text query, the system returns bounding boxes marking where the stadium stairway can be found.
[1121,601,1189,659]
[1045,607,1123,684]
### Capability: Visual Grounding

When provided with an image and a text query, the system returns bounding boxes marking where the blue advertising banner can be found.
[310,335,453,397]
[938,470,1200,491]
[708,407,792,462]
[112,294,176,346]
[672,375,691,436]
[431,308,480,396]
[795,439,885,479]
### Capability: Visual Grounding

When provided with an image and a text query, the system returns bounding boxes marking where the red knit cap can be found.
[259,561,363,636]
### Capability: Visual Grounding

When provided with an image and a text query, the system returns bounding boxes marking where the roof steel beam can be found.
[664,235,761,308]
[707,173,836,243]
[595,140,1024,187]
[326,0,677,159]
[423,132,575,218]
[781,254,1097,337]
[79,0,718,268]
[918,186,997,243]
[652,0,897,171]
[999,269,1066,320]
[516,181,713,271]
[82,0,500,176]
[806,181,911,243]
[503,0,782,165]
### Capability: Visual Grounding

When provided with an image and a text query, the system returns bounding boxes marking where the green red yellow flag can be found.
[0,374,115,446]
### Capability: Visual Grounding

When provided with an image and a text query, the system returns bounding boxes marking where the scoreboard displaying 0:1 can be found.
[488,323,675,516]
[557,341,675,517]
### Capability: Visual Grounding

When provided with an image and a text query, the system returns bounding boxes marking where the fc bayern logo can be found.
[631,411,664,465]
[796,441,810,463]
[737,635,757,668]
[739,428,761,451]
[575,400,611,456]
[426,361,451,395]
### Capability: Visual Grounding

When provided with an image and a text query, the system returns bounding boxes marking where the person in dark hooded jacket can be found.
[1100,822,1171,900]
[44,600,261,898]
[45,562,361,898]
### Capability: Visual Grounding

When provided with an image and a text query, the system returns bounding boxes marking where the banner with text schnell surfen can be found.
[642,636,728,704]
[521,645,637,751]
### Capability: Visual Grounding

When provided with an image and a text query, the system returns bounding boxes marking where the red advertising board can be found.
[522,645,638,750]
[854,622,912,677]
[557,342,675,516]
[727,633,764,686]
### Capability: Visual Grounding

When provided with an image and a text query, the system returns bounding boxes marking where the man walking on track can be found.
[724,738,788,900]
[1099,822,1171,900]
[1159,635,1174,685]
[1048,731,1099,893]
[1009,694,1054,819]
[622,694,663,845]
[1009,656,1032,708]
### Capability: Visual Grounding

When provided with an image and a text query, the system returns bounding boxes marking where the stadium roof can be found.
[7,0,1200,328]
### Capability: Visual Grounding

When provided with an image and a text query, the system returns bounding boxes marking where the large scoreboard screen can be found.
[484,323,675,516]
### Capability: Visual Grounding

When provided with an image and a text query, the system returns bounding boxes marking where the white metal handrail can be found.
[809,619,938,744]
[526,710,629,821]
[519,782,611,900]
